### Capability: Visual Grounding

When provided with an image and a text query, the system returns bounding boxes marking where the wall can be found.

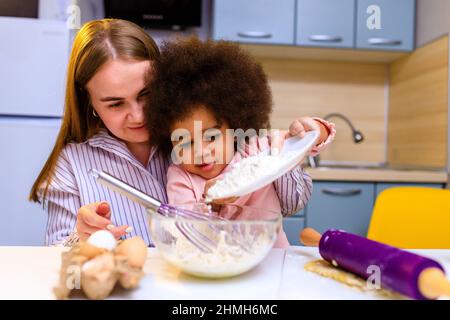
[388,35,448,169]
[258,58,387,164]
[416,0,450,47]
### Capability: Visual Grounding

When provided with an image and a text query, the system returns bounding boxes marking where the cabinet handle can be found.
[308,35,343,43]
[321,188,362,196]
[368,38,402,46]
[237,31,272,39]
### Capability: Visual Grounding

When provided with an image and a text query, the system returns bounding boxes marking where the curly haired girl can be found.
[147,37,335,247]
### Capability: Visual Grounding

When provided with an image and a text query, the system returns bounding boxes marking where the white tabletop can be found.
[0,246,449,300]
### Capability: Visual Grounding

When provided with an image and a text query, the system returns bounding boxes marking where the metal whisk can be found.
[89,169,220,253]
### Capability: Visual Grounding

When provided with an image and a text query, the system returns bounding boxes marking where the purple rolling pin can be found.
[301,228,450,300]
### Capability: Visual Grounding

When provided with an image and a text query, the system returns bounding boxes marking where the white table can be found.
[0,246,448,300]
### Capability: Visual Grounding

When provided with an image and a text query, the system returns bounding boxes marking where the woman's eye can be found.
[109,102,123,108]
[138,91,150,100]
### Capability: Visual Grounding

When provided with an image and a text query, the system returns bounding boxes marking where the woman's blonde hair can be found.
[29,19,160,202]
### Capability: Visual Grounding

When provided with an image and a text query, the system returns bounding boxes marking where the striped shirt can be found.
[42,124,333,246]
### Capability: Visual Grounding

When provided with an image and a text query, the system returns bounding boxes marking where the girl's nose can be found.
[193,142,212,164]
[202,142,214,161]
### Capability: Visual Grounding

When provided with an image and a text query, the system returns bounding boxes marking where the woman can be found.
[30,19,335,246]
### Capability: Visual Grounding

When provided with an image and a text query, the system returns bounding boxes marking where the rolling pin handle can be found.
[418,267,450,299]
[300,228,322,247]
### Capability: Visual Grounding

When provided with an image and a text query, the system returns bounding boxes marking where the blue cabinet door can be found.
[283,217,305,246]
[212,0,295,45]
[375,183,444,197]
[293,208,306,217]
[356,0,415,51]
[306,182,375,236]
[296,0,355,48]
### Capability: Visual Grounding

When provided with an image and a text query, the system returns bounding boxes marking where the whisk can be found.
[89,169,220,253]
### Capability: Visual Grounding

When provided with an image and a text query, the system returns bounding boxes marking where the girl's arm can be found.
[273,117,336,216]
[166,165,200,204]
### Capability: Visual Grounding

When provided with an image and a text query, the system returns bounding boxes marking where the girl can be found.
[147,38,336,247]
[30,19,332,246]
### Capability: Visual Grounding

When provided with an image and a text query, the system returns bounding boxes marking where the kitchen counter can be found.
[305,167,448,183]
[1,246,449,300]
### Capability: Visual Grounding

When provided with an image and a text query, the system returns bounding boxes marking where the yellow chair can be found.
[367,187,450,249]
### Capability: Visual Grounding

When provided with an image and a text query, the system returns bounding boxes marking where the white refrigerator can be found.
[0,17,70,245]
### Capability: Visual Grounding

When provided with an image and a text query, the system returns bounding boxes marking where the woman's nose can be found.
[128,101,144,123]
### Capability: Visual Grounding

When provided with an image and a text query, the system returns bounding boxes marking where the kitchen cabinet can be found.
[296,0,355,48]
[283,217,305,246]
[282,180,444,242]
[212,0,295,45]
[212,0,415,52]
[306,182,375,236]
[356,0,415,51]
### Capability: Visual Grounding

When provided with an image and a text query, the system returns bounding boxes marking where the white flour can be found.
[157,219,277,278]
[206,153,290,201]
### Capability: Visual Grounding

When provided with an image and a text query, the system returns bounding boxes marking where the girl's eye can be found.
[180,141,193,149]
[210,133,221,141]
[207,133,221,141]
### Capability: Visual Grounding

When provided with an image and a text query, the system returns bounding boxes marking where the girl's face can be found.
[171,106,234,180]
[86,59,151,144]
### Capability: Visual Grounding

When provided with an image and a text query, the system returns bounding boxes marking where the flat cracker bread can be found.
[304,259,406,299]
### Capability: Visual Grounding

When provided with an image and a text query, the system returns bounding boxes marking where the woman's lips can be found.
[128,124,146,130]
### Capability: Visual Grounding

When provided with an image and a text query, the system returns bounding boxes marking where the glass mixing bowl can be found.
[147,202,282,278]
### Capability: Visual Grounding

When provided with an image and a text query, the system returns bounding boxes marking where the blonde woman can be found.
[30,19,335,246]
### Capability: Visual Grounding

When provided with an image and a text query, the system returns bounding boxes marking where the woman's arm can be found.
[45,192,80,246]
[42,148,127,246]
[273,167,313,217]
[42,149,81,246]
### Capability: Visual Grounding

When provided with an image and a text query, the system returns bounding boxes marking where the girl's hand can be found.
[204,179,239,205]
[288,117,328,144]
[76,201,130,241]
[270,117,329,155]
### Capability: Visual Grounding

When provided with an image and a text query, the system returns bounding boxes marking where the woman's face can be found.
[86,59,151,144]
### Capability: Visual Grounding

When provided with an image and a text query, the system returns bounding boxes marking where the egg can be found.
[115,237,148,268]
[77,241,106,259]
[87,230,117,251]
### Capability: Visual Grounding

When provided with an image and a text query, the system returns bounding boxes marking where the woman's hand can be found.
[76,202,130,241]
[204,179,239,205]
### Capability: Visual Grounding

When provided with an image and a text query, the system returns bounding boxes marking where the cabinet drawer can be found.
[212,0,295,45]
[356,0,415,51]
[307,182,375,236]
[283,217,305,246]
[296,0,355,48]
